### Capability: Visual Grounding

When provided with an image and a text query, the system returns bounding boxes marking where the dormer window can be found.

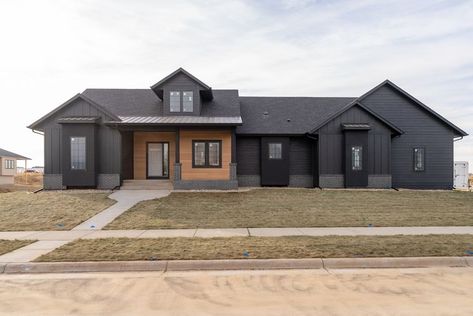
[170,91,181,112]
[169,90,193,113]
[183,91,193,112]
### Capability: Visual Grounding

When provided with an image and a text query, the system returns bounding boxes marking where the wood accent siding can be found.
[180,129,231,180]
[133,132,176,180]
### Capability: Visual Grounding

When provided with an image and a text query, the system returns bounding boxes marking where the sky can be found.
[0,0,472,169]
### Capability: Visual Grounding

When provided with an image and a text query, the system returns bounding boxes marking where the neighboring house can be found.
[28,68,467,190]
[0,148,30,185]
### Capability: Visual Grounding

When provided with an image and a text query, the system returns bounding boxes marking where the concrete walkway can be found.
[72,190,170,230]
[0,190,170,263]
[1,226,473,242]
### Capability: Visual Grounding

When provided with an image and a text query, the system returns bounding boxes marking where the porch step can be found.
[121,180,173,190]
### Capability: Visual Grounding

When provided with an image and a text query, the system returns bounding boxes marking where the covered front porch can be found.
[119,127,238,190]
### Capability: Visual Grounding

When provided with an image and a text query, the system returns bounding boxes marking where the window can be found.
[193,140,222,168]
[183,91,193,112]
[170,91,181,112]
[351,146,362,171]
[4,159,14,169]
[71,137,86,170]
[414,148,425,171]
[268,143,282,159]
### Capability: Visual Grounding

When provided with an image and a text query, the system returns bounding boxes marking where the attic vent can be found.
[263,111,269,119]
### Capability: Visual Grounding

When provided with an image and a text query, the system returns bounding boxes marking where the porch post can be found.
[174,127,181,181]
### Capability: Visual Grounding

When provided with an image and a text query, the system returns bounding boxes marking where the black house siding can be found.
[161,72,202,116]
[317,105,392,176]
[41,98,122,187]
[236,136,260,175]
[362,85,454,189]
[289,137,312,175]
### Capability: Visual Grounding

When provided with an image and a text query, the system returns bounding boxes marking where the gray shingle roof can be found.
[81,89,241,118]
[0,148,30,160]
[237,97,356,134]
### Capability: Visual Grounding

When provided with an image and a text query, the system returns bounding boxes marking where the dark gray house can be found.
[28,68,467,190]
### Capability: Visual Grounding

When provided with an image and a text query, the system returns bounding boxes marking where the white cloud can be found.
[0,0,472,168]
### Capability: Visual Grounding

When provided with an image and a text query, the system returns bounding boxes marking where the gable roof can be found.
[359,80,468,137]
[237,97,355,135]
[82,89,241,117]
[0,148,30,160]
[309,100,404,135]
[151,67,211,91]
[27,94,120,130]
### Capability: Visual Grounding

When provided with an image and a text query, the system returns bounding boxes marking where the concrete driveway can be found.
[0,267,472,315]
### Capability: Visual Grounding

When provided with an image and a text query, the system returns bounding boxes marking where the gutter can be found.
[454,136,464,142]
[32,129,44,136]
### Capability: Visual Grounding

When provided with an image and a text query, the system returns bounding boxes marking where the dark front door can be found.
[147,142,169,179]
[344,131,368,187]
[261,137,289,186]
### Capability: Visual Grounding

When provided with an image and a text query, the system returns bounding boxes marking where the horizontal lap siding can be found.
[362,85,454,189]
[289,137,312,175]
[180,129,231,180]
[236,137,260,175]
[133,132,176,180]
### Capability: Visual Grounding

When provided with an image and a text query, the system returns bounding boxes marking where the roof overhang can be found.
[57,117,100,124]
[359,80,468,137]
[342,123,371,131]
[105,116,242,127]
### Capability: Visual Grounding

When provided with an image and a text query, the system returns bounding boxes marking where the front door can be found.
[344,131,368,187]
[147,142,169,179]
[261,137,290,186]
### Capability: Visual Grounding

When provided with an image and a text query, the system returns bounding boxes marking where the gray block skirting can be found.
[97,174,120,189]
[238,175,261,187]
[319,174,344,188]
[43,174,64,190]
[230,163,237,180]
[368,175,392,188]
[289,175,313,188]
[174,180,238,190]
[174,163,182,181]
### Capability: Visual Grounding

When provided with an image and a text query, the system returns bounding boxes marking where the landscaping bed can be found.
[36,235,473,262]
[0,192,115,231]
[106,189,473,229]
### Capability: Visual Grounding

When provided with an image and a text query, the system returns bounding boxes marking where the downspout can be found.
[32,129,44,136]
[454,136,463,142]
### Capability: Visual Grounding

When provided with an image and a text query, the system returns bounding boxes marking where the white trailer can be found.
[454,161,469,189]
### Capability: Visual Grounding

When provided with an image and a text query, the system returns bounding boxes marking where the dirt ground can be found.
[0,268,472,315]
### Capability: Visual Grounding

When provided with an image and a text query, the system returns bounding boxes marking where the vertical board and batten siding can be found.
[317,105,392,176]
[362,85,454,189]
[42,98,121,176]
[161,73,202,116]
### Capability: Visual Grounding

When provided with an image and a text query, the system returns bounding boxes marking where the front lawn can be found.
[106,189,473,229]
[0,240,35,255]
[0,192,115,231]
[36,235,473,261]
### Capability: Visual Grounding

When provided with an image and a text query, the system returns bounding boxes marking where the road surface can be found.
[0,267,472,315]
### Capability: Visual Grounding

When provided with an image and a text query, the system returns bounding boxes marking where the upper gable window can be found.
[183,91,193,112]
[170,91,181,112]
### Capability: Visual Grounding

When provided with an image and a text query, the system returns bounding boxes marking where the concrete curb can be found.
[1,257,472,274]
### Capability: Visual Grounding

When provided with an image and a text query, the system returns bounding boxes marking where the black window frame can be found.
[182,91,194,112]
[170,91,181,112]
[413,147,425,172]
[70,136,87,171]
[192,140,222,168]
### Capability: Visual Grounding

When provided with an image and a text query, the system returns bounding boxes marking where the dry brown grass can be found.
[14,173,43,186]
[106,189,473,229]
[36,235,473,262]
[0,192,115,231]
[0,240,35,255]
